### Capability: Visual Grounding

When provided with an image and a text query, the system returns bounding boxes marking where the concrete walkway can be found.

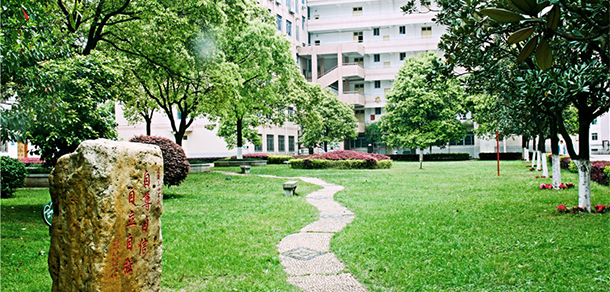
[215,171,366,291]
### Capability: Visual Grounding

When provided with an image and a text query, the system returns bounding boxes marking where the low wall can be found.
[213,160,267,167]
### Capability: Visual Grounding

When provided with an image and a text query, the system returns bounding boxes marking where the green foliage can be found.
[365,122,383,144]
[0,157,27,198]
[605,166,610,179]
[13,53,119,167]
[389,153,470,161]
[568,160,578,173]
[381,53,466,152]
[299,88,358,150]
[130,135,190,187]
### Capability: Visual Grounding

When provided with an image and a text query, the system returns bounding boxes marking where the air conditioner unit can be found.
[289,8,295,14]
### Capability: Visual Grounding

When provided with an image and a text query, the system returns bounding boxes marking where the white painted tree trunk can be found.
[541,152,548,177]
[552,154,561,189]
[237,147,243,160]
[419,151,423,169]
[536,151,542,171]
[524,147,530,162]
[532,151,537,169]
[573,159,592,211]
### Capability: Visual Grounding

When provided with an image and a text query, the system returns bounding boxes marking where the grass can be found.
[2,161,609,291]
[253,160,610,291]
[1,170,320,291]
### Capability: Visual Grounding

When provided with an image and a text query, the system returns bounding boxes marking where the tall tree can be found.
[381,53,467,169]
[210,3,305,158]
[431,0,609,210]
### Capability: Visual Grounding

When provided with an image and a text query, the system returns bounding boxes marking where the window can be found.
[355,84,364,94]
[286,20,292,36]
[276,15,282,31]
[353,31,363,43]
[182,135,188,140]
[374,80,381,88]
[399,26,406,34]
[383,61,391,68]
[421,0,431,6]
[375,107,381,115]
[267,134,274,152]
[353,7,363,16]
[287,0,292,12]
[289,136,295,152]
[302,16,305,28]
[373,54,380,62]
[314,40,320,46]
[0,142,8,153]
[288,107,294,116]
[177,111,183,119]
[400,52,406,60]
[354,57,363,66]
[592,133,599,141]
[421,26,432,37]
[370,114,375,121]
[278,135,285,152]
[255,134,263,152]
[296,26,299,40]
[592,118,598,125]
[373,28,380,36]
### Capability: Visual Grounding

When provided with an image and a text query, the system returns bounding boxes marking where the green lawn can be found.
[2,161,609,291]
[253,160,610,291]
[1,171,319,291]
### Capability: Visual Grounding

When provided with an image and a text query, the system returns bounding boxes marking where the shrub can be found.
[18,157,45,165]
[298,150,390,161]
[560,156,572,170]
[1,156,28,198]
[478,152,522,160]
[568,160,578,173]
[389,153,470,161]
[605,165,610,179]
[130,135,190,187]
[376,160,393,169]
[591,161,610,186]
[267,155,295,164]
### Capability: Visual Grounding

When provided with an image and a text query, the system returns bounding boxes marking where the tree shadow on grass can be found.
[163,192,186,200]
[0,203,47,226]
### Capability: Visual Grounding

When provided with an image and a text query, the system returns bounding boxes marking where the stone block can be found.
[48,139,163,292]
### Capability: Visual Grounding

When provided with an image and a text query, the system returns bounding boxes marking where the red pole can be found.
[497,131,500,176]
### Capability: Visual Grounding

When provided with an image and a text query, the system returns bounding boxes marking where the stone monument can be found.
[48,139,164,292]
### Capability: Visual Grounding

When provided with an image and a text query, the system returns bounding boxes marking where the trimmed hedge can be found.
[297,150,390,161]
[267,155,294,164]
[1,156,28,198]
[478,152,522,160]
[289,158,392,170]
[389,153,470,161]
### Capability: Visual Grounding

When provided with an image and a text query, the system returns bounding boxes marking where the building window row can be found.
[255,134,297,153]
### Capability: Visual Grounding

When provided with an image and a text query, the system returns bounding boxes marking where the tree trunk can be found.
[574,159,592,211]
[532,150,537,170]
[524,147,529,162]
[419,149,423,169]
[541,152,549,177]
[237,118,243,159]
[174,131,184,146]
[537,135,544,172]
[324,142,328,152]
[550,126,561,189]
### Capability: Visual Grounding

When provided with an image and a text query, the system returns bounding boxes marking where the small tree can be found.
[130,135,190,187]
[381,53,466,169]
[300,89,358,152]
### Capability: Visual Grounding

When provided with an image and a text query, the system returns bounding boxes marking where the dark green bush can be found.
[478,152,522,160]
[389,153,470,161]
[130,135,190,187]
[26,167,52,174]
[1,156,28,198]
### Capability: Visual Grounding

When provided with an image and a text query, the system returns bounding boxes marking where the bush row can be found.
[389,153,470,161]
[478,152,522,160]
[290,158,392,170]
[560,157,610,186]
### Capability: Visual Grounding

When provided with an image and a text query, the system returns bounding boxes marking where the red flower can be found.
[559,184,567,189]
[535,175,540,178]
[557,205,567,211]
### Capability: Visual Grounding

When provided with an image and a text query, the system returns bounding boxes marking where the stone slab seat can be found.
[240,165,251,174]
[283,180,298,196]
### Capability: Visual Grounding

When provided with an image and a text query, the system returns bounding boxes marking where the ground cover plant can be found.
[290,150,392,169]
[252,161,610,291]
[1,172,319,291]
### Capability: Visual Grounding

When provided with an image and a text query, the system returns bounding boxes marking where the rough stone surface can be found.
[48,139,164,292]
[288,274,367,292]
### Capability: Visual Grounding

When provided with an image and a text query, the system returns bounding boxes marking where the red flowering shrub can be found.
[297,150,390,161]
[18,157,44,165]
[556,204,609,214]
[591,161,610,186]
[130,135,190,187]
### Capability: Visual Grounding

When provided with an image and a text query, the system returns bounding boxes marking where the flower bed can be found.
[388,153,470,161]
[290,150,392,170]
[557,204,609,214]
[18,157,44,165]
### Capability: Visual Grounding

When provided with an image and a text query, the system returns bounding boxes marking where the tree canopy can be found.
[381,52,467,168]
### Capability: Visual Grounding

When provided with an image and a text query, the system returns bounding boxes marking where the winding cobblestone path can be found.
[215,171,366,291]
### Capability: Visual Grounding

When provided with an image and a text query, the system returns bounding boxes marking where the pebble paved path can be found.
[215,171,366,291]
